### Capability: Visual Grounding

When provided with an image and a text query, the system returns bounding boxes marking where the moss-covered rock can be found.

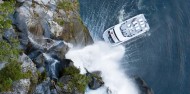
[57,66,90,94]
[54,0,93,47]
[0,0,15,31]
[0,61,31,92]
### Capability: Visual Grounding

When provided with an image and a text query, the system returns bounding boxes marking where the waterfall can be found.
[66,42,139,94]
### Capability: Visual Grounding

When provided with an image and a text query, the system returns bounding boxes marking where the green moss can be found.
[0,61,31,92]
[37,71,47,83]
[0,36,24,92]
[57,82,64,88]
[0,0,15,30]
[62,66,80,75]
[57,0,74,11]
[54,18,65,26]
[62,66,90,93]
[0,38,21,63]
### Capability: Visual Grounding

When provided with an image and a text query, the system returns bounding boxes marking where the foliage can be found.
[57,0,75,11]
[62,66,90,93]
[37,71,47,83]
[57,82,64,88]
[0,61,31,92]
[0,0,16,30]
[0,38,21,63]
[54,18,65,26]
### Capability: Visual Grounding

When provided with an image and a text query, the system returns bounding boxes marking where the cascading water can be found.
[66,42,139,94]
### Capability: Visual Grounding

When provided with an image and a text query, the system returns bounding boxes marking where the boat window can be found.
[120,23,133,37]
[108,31,115,43]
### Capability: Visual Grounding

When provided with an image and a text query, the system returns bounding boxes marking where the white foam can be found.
[66,42,139,94]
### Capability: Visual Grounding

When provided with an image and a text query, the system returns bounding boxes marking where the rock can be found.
[86,70,104,90]
[43,53,60,80]
[13,5,31,47]
[19,53,38,76]
[12,79,31,94]
[33,53,44,68]
[57,75,82,94]
[0,62,7,70]
[47,41,69,60]
[34,79,51,94]
[19,53,39,85]
[134,77,154,94]
[55,59,74,78]
[3,27,16,43]
[0,79,31,94]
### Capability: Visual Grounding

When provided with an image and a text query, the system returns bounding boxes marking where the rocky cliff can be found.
[0,0,94,93]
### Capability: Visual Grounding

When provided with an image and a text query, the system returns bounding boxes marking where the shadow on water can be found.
[79,0,190,94]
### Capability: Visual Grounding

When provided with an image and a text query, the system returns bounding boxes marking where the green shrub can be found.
[57,82,64,88]
[57,0,74,11]
[62,66,90,93]
[0,39,21,63]
[37,71,47,83]
[0,0,15,30]
[0,61,31,92]
[54,18,65,26]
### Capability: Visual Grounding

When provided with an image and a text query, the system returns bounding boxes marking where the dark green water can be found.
[79,0,190,94]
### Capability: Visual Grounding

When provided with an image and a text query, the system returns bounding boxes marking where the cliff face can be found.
[0,0,94,93]
[14,0,93,48]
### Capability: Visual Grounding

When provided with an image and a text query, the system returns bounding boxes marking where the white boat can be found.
[102,14,150,45]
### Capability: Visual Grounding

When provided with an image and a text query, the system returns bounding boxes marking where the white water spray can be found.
[118,9,126,23]
[66,42,139,94]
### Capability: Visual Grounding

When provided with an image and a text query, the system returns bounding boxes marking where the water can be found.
[66,42,139,94]
[79,0,190,94]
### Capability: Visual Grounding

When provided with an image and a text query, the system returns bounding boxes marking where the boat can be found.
[102,14,150,45]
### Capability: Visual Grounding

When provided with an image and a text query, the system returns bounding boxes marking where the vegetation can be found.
[37,71,47,83]
[62,66,90,93]
[54,18,65,26]
[0,38,21,63]
[57,0,75,11]
[0,1,26,92]
[0,0,16,31]
[0,61,31,92]
[57,82,64,88]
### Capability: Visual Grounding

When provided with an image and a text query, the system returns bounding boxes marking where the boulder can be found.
[19,53,38,77]
[0,79,31,94]
[134,77,154,94]
[34,79,51,94]
[11,79,31,94]
[86,70,104,90]
[3,28,16,43]
[57,75,83,94]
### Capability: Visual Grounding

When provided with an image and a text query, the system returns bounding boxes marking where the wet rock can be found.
[86,70,104,90]
[19,53,39,86]
[19,53,38,76]
[3,28,16,42]
[134,77,154,94]
[33,53,44,68]
[56,59,74,78]
[57,75,82,94]
[34,79,51,94]
[47,41,69,60]
[43,53,60,80]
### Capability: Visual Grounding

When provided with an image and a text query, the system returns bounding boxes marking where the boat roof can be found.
[103,14,150,45]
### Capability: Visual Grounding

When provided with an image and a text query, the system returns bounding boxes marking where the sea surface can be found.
[79,0,190,94]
